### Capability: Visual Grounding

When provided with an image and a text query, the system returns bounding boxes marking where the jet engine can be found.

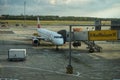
[32,38,40,46]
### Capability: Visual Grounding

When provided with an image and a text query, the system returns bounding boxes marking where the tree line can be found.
[0,15,120,21]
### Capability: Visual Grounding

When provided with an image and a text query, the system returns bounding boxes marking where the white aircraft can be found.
[32,17,64,50]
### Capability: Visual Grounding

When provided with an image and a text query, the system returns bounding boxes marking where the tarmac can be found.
[0,26,120,80]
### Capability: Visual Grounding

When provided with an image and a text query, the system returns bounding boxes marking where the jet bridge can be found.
[69,30,104,53]
[58,30,102,53]
[58,29,120,53]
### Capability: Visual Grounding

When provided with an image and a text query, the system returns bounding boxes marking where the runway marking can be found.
[1,65,81,78]
[76,72,81,76]
[0,78,19,80]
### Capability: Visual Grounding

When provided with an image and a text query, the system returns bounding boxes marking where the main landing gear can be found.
[89,48,94,53]
[87,46,102,53]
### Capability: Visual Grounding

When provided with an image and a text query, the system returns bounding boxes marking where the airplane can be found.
[32,17,64,50]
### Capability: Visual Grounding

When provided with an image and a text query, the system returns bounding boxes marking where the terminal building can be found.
[111,20,120,30]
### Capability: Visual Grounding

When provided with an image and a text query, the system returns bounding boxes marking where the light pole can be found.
[24,1,26,27]
[66,25,73,74]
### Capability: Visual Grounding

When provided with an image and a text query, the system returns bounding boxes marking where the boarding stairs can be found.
[82,40,102,52]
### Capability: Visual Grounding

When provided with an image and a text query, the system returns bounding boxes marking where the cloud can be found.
[49,0,94,5]
[64,0,71,4]
[50,0,56,5]
[0,0,9,14]
[0,0,120,18]
[85,3,120,18]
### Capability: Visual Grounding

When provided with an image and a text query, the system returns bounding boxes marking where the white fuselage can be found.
[37,28,64,45]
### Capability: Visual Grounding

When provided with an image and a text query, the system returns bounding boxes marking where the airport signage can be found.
[89,30,117,41]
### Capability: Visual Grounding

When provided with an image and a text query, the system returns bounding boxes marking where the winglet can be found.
[37,17,41,28]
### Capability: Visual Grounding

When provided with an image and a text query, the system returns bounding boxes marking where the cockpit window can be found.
[54,36,63,38]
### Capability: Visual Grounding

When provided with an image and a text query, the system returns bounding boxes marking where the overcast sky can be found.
[0,0,120,18]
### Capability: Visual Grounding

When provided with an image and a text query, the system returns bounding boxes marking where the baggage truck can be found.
[8,49,26,61]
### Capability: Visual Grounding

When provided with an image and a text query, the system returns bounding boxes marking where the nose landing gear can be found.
[56,45,59,51]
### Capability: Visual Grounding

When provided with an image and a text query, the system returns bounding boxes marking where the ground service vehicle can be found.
[8,49,26,61]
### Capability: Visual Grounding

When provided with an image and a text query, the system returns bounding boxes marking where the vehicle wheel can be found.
[89,48,94,53]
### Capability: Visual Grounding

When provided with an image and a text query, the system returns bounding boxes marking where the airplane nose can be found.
[59,39,64,45]
[54,39,64,45]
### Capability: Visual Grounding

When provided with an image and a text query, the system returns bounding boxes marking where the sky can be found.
[0,0,120,18]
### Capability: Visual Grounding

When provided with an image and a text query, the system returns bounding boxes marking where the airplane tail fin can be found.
[37,17,41,28]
